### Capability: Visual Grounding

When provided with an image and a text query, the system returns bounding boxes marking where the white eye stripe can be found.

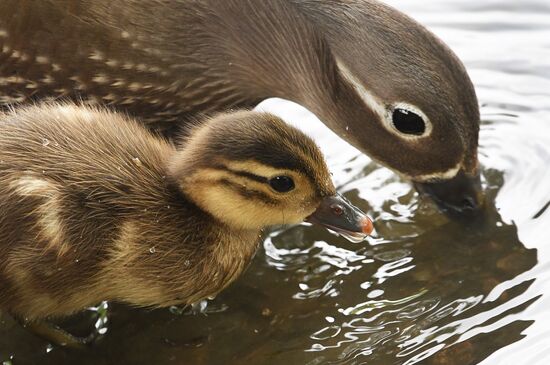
[336,59,387,120]
[336,59,432,140]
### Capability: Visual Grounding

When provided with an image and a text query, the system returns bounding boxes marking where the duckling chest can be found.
[105,222,262,307]
[182,231,262,303]
[213,232,260,279]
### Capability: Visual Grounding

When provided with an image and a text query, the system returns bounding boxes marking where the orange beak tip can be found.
[361,217,374,235]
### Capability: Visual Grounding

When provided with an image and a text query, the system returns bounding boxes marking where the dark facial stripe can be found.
[210,163,269,184]
[219,179,278,205]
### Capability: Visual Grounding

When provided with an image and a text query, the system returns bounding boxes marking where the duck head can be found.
[169,111,373,238]
[211,1,482,216]
[310,0,483,216]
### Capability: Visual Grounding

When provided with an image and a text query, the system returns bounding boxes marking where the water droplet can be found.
[41,138,50,146]
[184,259,191,267]
[149,247,156,254]
[132,157,142,166]
[345,126,349,131]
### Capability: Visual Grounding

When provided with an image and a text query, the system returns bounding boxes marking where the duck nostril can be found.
[330,204,344,216]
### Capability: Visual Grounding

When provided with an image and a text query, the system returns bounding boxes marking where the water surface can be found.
[1,0,550,364]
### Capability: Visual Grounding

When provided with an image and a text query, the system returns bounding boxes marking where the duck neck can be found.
[203,2,340,105]
[108,1,341,115]
[144,1,343,114]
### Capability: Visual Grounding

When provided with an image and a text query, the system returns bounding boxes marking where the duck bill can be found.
[414,169,484,218]
[306,194,373,243]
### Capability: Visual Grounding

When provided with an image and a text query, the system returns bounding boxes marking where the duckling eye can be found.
[268,176,295,193]
[392,108,426,136]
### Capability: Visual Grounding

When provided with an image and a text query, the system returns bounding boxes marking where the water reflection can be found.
[295,174,538,364]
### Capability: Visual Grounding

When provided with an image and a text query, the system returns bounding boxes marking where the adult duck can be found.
[0,0,482,214]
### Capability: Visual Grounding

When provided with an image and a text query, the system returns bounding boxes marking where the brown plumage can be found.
[0,0,482,213]
[0,103,370,323]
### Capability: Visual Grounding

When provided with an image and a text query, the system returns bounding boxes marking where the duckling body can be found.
[0,103,371,321]
[0,105,243,319]
[0,0,482,212]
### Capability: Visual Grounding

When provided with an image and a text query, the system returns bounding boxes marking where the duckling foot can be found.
[15,316,98,350]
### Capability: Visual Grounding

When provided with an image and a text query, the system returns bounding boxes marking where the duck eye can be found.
[268,176,295,193]
[392,108,426,135]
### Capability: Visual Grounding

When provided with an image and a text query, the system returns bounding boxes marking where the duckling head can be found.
[169,111,372,237]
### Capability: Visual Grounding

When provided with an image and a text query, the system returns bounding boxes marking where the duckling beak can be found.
[306,194,373,242]
[414,169,484,218]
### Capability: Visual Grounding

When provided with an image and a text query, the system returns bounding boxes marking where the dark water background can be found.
[1,0,550,364]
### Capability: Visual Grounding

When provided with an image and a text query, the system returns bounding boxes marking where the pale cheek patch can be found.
[196,185,276,229]
[208,186,314,229]
[11,177,70,256]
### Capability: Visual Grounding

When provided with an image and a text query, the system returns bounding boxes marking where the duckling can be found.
[0,103,372,342]
[0,0,482,214]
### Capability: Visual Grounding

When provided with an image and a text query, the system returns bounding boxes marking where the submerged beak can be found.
[414,169,484,218]
[306,194,373,242]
